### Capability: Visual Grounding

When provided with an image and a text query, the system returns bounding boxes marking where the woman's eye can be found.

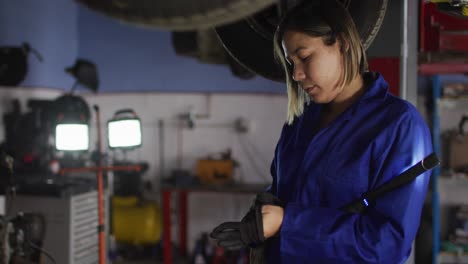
[299,56,309,61]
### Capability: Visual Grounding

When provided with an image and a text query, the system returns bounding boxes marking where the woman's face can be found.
[282,30,345,104]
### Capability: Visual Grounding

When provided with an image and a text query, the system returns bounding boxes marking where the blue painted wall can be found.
[77,6,285,93]
[0,0,284,93]
[1,0,466,93]
[0,0,78,89]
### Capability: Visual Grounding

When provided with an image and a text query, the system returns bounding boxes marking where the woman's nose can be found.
[292,64,305,82]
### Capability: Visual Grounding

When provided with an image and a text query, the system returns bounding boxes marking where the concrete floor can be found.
[115,261,157,264]
[115,259,187,264]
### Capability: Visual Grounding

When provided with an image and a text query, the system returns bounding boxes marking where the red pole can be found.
[94,105,106,264]
[420,0,425,52]
[162,190,172,264]
[179,191,188,257]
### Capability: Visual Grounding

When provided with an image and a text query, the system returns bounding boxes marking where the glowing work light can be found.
[107,109,142,149]
[52,94,91,151]
[55,123,89,151]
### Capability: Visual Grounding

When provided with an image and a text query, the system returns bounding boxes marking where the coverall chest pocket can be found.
[317,158,369,208]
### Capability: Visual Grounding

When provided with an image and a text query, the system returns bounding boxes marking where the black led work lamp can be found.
[107,109,142,150]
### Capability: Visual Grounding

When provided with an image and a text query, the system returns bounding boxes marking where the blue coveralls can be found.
[265,72,433,264]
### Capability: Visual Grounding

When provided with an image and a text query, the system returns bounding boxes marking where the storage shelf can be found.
[438,176,468,205]
[419,63,468,75]
[438,251,468,264]
[431,74,468,264]
[438,97,468,109]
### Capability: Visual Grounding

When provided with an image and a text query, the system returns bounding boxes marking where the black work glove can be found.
[210,192,284,251]
[254,192,285,208]
[210,204,264,251]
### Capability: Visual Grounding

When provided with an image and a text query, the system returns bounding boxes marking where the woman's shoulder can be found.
[364,72,425,125]
[383,94,425,124]
[371,95,432,146]
[360,82,429,139]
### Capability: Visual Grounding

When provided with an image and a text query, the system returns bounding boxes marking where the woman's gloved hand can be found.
[210,192,285,250]
[210,205,264,251]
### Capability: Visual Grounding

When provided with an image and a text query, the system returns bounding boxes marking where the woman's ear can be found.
[339,34,350,53]
[344,40,350,52]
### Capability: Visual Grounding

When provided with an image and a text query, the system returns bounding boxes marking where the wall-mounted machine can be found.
[1,93,92,175]
[0,43,43,87]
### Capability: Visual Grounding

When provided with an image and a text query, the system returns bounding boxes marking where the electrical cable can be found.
[5,187,16,217]
[243,135,274,169]
[239,134,272,181]
[28,240,56,264]
[236,134,271,182]
[236,162,246,183]
[237,134,264,180]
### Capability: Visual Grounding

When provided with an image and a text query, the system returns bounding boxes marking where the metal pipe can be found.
[400,0,418,105]
[59,165,142,175]
[93,105,106,264]
[431,75,442,264]
[158,119,165,180]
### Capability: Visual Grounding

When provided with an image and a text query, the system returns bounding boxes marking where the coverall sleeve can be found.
[265,154,278,194]
[266,123,288,195]
[278,110,433,263]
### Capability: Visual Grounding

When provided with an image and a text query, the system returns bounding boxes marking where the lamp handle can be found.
[114,108,137,118]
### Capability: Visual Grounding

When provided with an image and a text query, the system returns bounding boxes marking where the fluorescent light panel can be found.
[55,124,89,151]
[108,119,142,148]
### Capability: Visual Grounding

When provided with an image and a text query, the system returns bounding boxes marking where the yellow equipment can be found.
[195,159,234,185]
[112,196,162,244]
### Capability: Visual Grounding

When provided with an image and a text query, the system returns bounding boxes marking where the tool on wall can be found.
[0,42,43,86]
[65,59,99,93]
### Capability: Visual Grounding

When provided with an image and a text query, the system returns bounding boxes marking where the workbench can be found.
[160,183,268,264]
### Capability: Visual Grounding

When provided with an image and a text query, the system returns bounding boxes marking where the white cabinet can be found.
[10,190,108,264]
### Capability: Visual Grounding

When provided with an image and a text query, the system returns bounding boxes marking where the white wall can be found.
[0,86,288,252]
[82,91,288,252]
[81,92,287,185]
